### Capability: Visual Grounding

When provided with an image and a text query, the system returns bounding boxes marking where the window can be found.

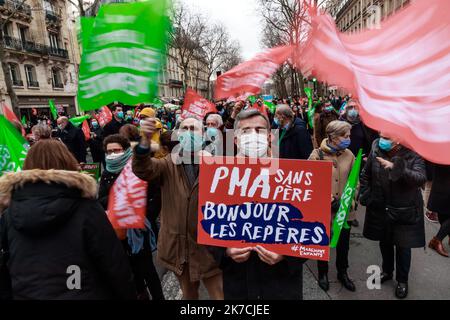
[49,32,59,48]
[1,22,12,38]
[9,63,22,86]
[18,25,29,44]
[52,68,63,88]
[25,65,38,87]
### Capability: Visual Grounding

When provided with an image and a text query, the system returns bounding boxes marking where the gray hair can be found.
[233,109,270,131]
[31,124,52,140]
[276,104,294,119]
[326,120,352,139]
[205,113,223,127]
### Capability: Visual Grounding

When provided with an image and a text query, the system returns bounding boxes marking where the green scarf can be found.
[105,148,133,174]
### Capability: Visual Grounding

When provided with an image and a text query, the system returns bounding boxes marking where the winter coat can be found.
[0,170,136,300]
[88,127,105,165]
[209,248,304,300]
[360,140,426,248]
[57,122,86,163]
[103,118,125,139]
[98,169,162,238]
[132,148,221,282]
[428,165,450,216]
[309,139,357,221]
[279,118,314,160]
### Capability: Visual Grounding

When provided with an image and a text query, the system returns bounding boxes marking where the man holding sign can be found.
[200,110,332,300]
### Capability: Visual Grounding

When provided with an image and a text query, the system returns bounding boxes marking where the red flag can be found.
[81,120,91,141]
[182,88,217,120]
[215,46,293,100]
[297,0,450,165]
[107,160,147,229]
[95,106,113,127]
[2,104,25,136]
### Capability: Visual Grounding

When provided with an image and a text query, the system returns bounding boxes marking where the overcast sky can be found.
[183,0,263,61]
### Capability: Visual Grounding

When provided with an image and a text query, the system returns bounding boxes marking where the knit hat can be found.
[140,107,156,118]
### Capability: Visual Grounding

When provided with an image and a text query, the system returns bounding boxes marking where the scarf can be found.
[105,148,133,173]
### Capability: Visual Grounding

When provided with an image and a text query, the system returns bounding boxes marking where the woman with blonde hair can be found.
[309,120,356,293]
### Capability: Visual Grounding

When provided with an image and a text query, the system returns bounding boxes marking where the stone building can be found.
[0,0,80,118]
[327,0,411,33]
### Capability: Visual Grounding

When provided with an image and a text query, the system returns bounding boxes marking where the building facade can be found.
[328,0,411,33]
[0,0,80,119]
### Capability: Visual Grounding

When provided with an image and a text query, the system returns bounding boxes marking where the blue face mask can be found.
[325,106,334,112]
[116,111,124,119]
[206,127,219,140]
[179,131,204,152]
[379,138,394,151]
[337,138,351,150]
[91,122,99,129]
[347,109,358,119]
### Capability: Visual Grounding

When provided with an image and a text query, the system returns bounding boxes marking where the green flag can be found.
[0,116,29,176]
[49,99,58,120]
[21,115,27,126]
[79,16,95,53]
[330,149,363,248]
[151,97,163,108]
[304,87,315,128]
[248,96,257,104]
[264,101,276,113]
[77,0,172,111]
[69,115,91,127]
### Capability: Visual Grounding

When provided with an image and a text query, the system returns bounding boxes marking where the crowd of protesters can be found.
[0,93,448,301]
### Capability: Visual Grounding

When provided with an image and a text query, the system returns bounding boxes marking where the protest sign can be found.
[107,160,147,229]
[95,106,113,127]
[0,116,28,176]
[80,163,101,181]
[198,157,332,261]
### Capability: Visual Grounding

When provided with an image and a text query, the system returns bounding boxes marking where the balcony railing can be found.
[53,82,64,89]
[0,0,32,17]
[12,79,23,86]
[47,46,68,59]
[27,80,39,88]
[2,36,69,60]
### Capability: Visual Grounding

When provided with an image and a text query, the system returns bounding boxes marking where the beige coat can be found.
[132,151,221,282]
[309,139,357,221]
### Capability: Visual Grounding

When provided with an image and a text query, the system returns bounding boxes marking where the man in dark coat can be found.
[209,110,306,300]
[274,105,313,160]
[103,105,125,138]
[56,117,86,163]
[88,119,105,169]
[360,136,426,299]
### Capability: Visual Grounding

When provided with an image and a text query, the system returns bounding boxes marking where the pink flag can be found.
[182,88,217,120]
[95,106,113,127]
[81,120,91,141]
[107,160,147,229]
[297,0,450,164]
[215,46,293,100]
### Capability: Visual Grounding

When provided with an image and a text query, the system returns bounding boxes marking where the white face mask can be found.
[106,152,125,161]
[238,132,269,158]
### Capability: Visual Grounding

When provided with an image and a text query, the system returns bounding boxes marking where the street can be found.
[158,204,450,300]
